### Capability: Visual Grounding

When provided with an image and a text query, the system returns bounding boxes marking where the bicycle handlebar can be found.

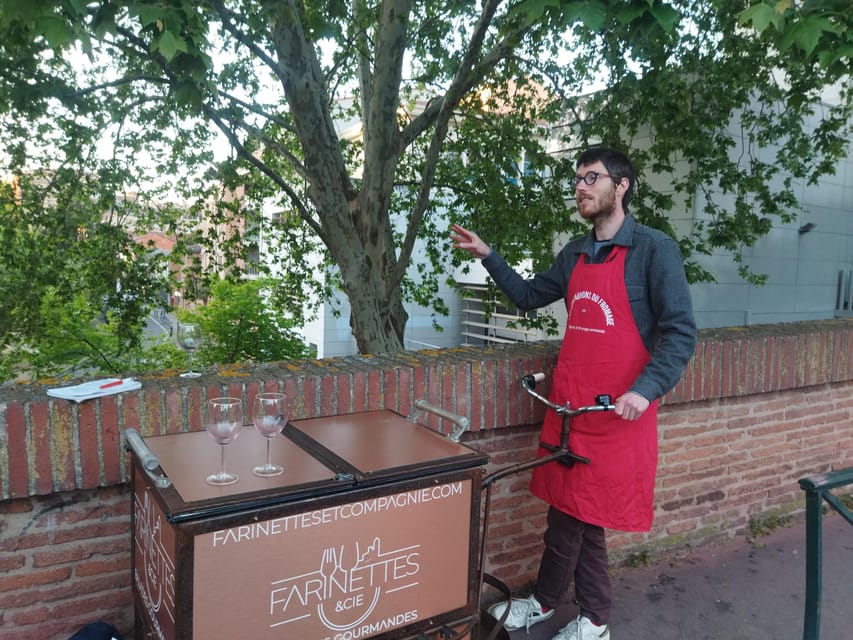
[521,372,615,416]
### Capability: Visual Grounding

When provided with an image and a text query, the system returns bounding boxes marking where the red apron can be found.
[529,246,659,532]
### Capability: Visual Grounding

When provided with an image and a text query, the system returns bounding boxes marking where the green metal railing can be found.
[798,467,853,640]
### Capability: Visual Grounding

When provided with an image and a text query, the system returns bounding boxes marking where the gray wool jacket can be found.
[480,215,697,402]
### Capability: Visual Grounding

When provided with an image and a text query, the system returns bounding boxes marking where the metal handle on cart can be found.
[124,429,172,489]
[414,399,470,442]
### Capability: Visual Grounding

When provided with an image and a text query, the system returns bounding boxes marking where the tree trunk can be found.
[343,269,408,354]
[269,1,414,355]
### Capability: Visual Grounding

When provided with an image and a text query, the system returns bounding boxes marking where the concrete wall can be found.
[2,320,853,639]
[690,103,853,329]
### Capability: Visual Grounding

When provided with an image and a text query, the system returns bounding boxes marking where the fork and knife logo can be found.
[269,537,421,631]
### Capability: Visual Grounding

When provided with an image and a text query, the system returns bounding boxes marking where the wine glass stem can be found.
[266,438,272,467]
[220,444,226,476]
[188,351,194,372]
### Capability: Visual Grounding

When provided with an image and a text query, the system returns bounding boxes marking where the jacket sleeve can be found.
[630,236,697,401]
[480,248,570,311]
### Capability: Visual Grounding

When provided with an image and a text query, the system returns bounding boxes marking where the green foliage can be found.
[0,170,170,381]
[739,0,851,75]
[0,0,849,360]
[623,549,653,568]
[178,279,312,366]
[748,511,793,539]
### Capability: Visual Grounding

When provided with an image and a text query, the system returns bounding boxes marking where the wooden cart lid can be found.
[136,410,487,521]
[286,410,487,483]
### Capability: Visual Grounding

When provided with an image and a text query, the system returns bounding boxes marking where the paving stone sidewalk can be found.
[499,512,851,640]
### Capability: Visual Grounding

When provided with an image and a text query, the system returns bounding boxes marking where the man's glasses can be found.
[572,171,618,189]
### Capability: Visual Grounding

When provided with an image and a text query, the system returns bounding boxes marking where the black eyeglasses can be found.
[572,171,619,188]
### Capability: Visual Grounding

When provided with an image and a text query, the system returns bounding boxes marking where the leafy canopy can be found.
[0,0,850,364]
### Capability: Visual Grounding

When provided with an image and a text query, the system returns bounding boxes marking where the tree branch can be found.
[392,0,513,290]
[204,108,325,240]
[216,112,310,181]
[65,74,168,99]
[210,0,288,89]
[215,89,298,136]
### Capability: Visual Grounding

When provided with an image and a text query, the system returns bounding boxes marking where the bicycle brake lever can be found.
[594,394,613,407]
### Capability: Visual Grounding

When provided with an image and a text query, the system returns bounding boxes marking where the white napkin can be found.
[47,378,142,402]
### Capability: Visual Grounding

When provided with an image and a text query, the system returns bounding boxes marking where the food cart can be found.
[128,409,489,640]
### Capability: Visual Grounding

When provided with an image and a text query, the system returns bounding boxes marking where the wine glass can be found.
[205,397,243,486]
[252,392,290,477]
[176,322,202,378]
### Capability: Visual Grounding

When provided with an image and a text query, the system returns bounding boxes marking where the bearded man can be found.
[450,145,697,640]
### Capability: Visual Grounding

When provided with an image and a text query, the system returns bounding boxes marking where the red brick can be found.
[320,371,336,415]
[302,375,318,417]
[30,402,53,495]
[763,336,777,392]
[479,360,494,430]
[410,364,425,418]
[32,544,94,568]
[0,566,72,592]
[494,360,512,426]
[164,387,183,434]
[0,571,129,609]
[779,335,797,389]
[121,392,139,430]
[469,361,484,431]
[833,329,853,380]
[0,621,72,640]
[245,380,262,405]
[703,339,720,399]
[78,401,100,489]
[0,554,25,572]
[367,369,383,411]
[5,403,29,498]
[283,377,300,418]
[454,363,470,428]
[53,402,79,491]
[745,337,764,394]
[4,328,853,640]
[440,363,455,434]
[506,357,521,426]
[73,555,130,577]
[734,339,747,395]
[102,416,123,486]
[389,368,406,417]
[423,364,440,431]
[337,372,352,413]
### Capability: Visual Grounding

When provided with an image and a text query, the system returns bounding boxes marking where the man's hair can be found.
[577,145,636,210]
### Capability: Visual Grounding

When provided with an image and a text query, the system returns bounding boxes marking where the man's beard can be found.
[577,188,618,222]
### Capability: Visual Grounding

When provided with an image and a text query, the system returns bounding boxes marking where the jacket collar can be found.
[580,214,635,257]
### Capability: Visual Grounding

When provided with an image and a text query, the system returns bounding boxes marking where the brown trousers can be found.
[533,506,612,625]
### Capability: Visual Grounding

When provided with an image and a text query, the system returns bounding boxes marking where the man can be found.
[450,146,696,640]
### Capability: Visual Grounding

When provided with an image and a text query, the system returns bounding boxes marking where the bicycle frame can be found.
[412,372,615,640]
[475,373,615,638]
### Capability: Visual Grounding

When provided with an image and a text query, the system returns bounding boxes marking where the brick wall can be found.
[0,488,132,639]
[2,320,853,639]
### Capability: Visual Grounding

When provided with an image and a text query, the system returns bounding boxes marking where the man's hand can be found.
[614,391,650,421]
[450,224,491,259]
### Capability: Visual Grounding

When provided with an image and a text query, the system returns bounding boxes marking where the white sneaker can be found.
[552,614,610,640]
[487,593,554,631]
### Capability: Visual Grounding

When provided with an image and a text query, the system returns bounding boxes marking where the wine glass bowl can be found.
[252,392,290,477]
[176,322,202,378]
[205,397,243,485]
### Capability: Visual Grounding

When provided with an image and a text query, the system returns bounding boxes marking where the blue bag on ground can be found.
[68,621,122,640]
